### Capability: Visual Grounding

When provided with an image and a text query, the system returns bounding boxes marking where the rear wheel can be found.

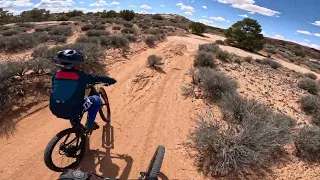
[147,145,165,179]
[98,87,111,123]
[44,128,86,172]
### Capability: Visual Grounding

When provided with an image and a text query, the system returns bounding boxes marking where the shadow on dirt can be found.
[79,124,133,179]
[152,66,166,74]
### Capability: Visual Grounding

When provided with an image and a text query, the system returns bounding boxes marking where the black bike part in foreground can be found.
[98,87,111,123]
[44,127,86,172]
[145,145,165,179]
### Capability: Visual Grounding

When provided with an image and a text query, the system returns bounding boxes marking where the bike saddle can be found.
[59,169,90,180]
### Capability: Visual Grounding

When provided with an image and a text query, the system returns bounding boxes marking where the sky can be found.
[1,0,320,50]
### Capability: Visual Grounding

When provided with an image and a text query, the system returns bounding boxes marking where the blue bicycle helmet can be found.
[54,49,86,69]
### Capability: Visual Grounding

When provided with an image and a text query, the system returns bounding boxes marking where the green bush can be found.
[216,50,231,62]
[119,10,135,21]
[113,26,121,30]
[148,28,164,35]
[189,22,206,35]
[86,30,110,37]
[265,47,277,54]
[100,35,129,49]
[81,24,94,31]
[121,27,135,34]
[197,67,238,101]
[194,51,216,68]
[258,58,282,69]
[57,15,69,21]
[215,40,225,45]
[186,108,292,178]
[49,35,68,43]
[49,27,73,36]
[123,22,133,28]
[0,60,28,82]
[1,29,19,36]
[76,36,100,44]
[170,19,178,23]
[152,14,164,20]
[298,78,320,95]
[198,43,220,53]
[101,10,118,18]
[145,35,157,47]
[124,34,137,42]
[305,72,317,80]
[295,126,320,161]
[147,55,163,67]
[300,95,320,114]
[225,18,265,51]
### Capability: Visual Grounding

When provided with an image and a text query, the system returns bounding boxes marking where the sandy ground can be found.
[1,34,320,180]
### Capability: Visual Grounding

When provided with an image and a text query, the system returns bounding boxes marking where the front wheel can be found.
[98,87,111,123]
[147,145,165,179]
[44,128,86,172]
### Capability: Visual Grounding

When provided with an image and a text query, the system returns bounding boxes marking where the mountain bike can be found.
[44,83,111,172]
[58,145,165,180]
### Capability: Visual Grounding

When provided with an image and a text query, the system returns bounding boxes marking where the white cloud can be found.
[34,0,75,8]
[296,30,312,35]
[217,0,280,17]
[315,33,320,37]
[304,39,311,42]
[89,0,120,7]
[45,7,103,13]
[176,3,195,12]
[298,42,320,50]
[202,16,207,18]
[140,4,152,9]
[0,0,33,8]
[159,5,165,7]
[311,21,320,26]
[7,9,22,15]
[210,16,229,22]
[273,34,285,40]
[185,12,193,16]
[79,1,84,4]
[202,5,207,9]
[238,14,248,18]
[129,5,137,7]
[199,19,214,25]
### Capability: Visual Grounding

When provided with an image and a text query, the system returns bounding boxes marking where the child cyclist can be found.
[49,49,116,130]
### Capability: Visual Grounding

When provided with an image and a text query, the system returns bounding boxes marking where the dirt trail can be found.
[0,37,204,180]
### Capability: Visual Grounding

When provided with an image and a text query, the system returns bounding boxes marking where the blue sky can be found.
[2,0,320,49]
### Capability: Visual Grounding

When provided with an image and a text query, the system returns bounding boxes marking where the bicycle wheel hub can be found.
[59,143,78,157]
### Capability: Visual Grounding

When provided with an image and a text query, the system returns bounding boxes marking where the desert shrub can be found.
[49,26,73,36]
[49,35,68,43]
[257,58,282,69]
[243,56,253,63]
[155,33,166,41]
[0,60,29,82]
[18,23,34,28]
[298,78,320,95]
[119,10,135,21]
[124,34,137,42]
[186,109,292,178]
[1,29,19,36]
[139,23,149,30]
[216,50,231,62]
[197,67,238,101]
[32,42,106,73]
[86,30,110,37]
[59,21,71,25]
[94,24,106,30]
[145,35,157,47]
[121,27,135,34]
[170,19,178,23]
[17,27,29,32]
[300,95,320,114]
[123,22,133,28]
[194,51,216,68]
[148,28,164,35]
[152,14,164,20]
[35,25,55,32]
[147,55,163,67]
[198,43,220,53]
[57,15,69,21]
[233,57,241,64]
[76,36,100,44]
[113,26,121,30]
[189,22,206,35]
[295,126,320,161]
[101,10,118,18]
[304,72,317,80]
[100,35,129,49]
[215,40,225,45]
[0,26,11,31]
[225,18,265,51]
[265,47,277,54]
[290,45,306,57]
[81,24,94,31]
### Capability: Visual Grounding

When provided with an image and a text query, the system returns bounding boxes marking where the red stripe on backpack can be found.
[56,71,79,80]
